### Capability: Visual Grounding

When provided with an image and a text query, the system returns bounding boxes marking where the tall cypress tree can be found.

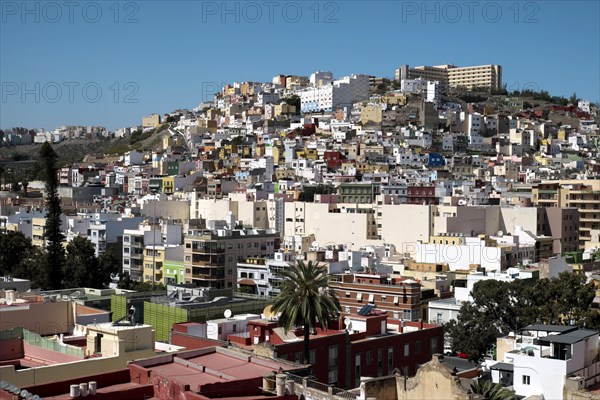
[39,142,65,289]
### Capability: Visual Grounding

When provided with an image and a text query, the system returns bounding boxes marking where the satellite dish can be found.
[497,230,504,237]
[263,305,275,320]
[344,318,351,327]
[224,309,232,319]
[6,298,13,306]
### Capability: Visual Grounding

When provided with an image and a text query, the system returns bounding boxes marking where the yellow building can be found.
[381,94,407,105]
[162,176,175,195]
[143,245,165,283]
[396,64,502,91]
[31,217,46,247]
[429,234,463,245]
[142,113,161,128]
[274,103,296,116]
[360,104,383,125]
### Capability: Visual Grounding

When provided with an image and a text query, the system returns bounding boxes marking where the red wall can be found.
[23,342,82,364]
[170,331,227,350]
[0,339,24,361]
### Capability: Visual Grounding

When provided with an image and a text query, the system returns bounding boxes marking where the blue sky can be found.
[1,0,599,130]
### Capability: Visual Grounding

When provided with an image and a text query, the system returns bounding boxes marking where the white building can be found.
[414,236,505,272]
[206,314,261,341]
[310,71,333,87]
[400,78,426,94]
[124,150,144,166]
[298,74,369,113]
[426,81,441,108]
[492,325,600,400]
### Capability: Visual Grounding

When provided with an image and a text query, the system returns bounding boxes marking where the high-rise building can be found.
[532,180,600,249]
[184,228,279,289]
[396,64,502,91]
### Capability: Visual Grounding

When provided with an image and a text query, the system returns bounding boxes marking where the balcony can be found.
[192,274,222,281]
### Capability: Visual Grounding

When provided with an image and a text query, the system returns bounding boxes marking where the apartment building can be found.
[297,74,369,113]
[396,64,502,91]
[183,228,279,289]
[532,180,600,249]
[236,251,295,297]
[330,273,423,321]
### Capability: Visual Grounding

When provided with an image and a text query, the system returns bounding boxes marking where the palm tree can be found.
[271,260,340,364]
[470,379,514,400]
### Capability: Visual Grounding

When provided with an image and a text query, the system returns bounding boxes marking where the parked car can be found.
[456,351,469,359]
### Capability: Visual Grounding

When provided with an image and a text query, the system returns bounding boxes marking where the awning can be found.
[393,296,399,305]
[490,362,514,372]
[357,293,363,301]
[238,279,257,285]
[368,294,375,303]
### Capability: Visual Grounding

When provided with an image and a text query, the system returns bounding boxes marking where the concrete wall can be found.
[0,301,74,335]
[395,354,471,400]
[0,348,154,388]
[381,205,431,254]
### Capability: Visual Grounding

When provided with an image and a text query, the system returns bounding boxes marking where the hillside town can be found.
[1,64,600,400]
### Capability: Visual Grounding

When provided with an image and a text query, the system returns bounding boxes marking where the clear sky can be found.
[1,0,599,130]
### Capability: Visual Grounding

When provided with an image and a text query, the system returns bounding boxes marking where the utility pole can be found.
[152,191,157,290]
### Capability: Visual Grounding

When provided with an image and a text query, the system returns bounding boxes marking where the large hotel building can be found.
[396,64,502,91]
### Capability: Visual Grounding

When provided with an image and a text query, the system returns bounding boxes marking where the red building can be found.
[407,184,438,205]
[323,151,345,170]
[228,310,443,389]
[330,273,423,321]
[7,347,306,400]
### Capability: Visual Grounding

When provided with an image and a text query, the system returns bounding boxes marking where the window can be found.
[366,350,372,365]
[388,347,394,370]
[404,344,409,356]
[522,375,530,385]
[329,345,339,367]
[309,349,316,364]
[415,340,422,354]
[328,370,338,385]
[430,337,438,355]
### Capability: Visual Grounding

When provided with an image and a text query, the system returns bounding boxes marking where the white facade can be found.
[206,314,261,341]
[493,326,600,400]
[310,71,333,86]
[414,237,503,272]
[426,81,441,108]
[400,78,426,94]
[298,74,369,113]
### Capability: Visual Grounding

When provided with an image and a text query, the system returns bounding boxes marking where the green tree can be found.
[447,272,597,361]
[0,231,48,287]
[118,271,134,290]
[98,247,121,285]
[470,379,514,400]
[64,236,101,288]
[21,177,29,196]
[10,177,21,192]
[445,279,534,361]
[569,92,579,105]
[281,94,301,113]
[39,142,65,289]
[531,272,594,326]
[271,260,340,363]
